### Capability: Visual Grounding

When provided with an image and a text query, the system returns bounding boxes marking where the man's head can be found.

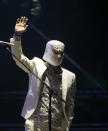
[43,40,65,66]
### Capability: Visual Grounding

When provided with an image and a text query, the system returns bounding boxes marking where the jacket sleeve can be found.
[66,74,76,124]
[10,38,36,74]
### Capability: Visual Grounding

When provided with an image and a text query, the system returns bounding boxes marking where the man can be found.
[10,16,76,131]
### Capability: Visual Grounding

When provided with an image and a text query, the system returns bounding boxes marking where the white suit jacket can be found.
[10,38,76,130]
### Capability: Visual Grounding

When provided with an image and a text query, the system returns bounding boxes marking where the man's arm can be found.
[66,74,76,124]
[11,16,36,73]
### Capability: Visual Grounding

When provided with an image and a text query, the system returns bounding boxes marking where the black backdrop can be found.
[0,0,107,130]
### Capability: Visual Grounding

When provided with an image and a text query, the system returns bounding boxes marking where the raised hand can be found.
[15,16,28,34]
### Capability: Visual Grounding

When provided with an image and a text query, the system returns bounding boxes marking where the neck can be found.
[45,62,62,74]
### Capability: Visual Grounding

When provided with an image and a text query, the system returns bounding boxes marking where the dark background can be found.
[0,0,108,130]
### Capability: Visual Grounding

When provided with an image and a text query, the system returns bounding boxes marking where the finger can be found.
[22,16,27,25]
[20,16,24,23]
[22,16,26,24]
[23,16,27,22]
[25,24,28,29]
[25,18,28,23]
[23,16,28,24]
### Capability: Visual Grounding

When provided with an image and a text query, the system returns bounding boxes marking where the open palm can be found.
[15,16,28,34]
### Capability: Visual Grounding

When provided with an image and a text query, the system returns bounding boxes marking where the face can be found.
[52,48,64,58]
[43,40,65,66]
[48,47,64,66]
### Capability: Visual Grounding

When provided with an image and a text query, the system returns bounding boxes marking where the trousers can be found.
[25,119,64,131]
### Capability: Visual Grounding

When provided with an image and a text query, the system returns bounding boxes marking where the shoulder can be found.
[31,57,45,68]
[32,57,44,63]
[31,57,44,64]
[62,68,76,92]
[62,67,76,80]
